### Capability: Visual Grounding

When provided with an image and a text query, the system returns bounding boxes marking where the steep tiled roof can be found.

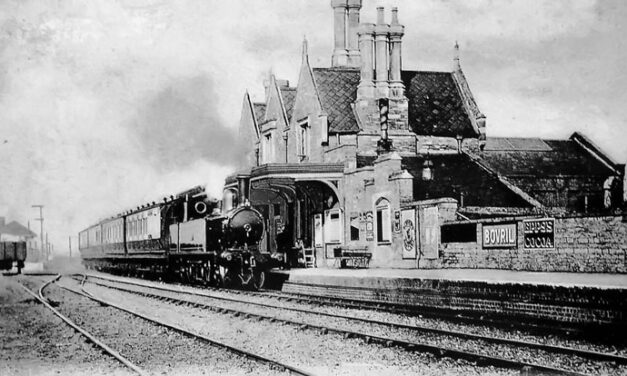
[309,68,476,136]
[312,67,360,133]
[403,71,476,137]
[475,137,615,176]
[280,87,297,122]
[252,103,266,123]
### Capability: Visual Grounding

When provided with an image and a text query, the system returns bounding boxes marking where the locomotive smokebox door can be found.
[225,207,264,248]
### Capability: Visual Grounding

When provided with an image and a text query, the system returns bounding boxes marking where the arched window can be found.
[375,198,391,243]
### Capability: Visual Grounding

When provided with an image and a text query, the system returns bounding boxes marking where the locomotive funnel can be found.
[236,174,251,206]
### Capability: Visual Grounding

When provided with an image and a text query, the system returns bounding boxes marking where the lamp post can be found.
[32,205,44,261]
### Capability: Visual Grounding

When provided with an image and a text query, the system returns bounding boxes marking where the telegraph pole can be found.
[68,236,72,258]
[32,205,44,261]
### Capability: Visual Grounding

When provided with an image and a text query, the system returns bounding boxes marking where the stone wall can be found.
[439,214,627,273]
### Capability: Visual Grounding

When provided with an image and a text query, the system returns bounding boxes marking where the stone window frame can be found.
[375,197,392,244]
[298,119,310,161]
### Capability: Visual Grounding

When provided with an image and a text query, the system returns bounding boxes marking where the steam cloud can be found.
[130,75,245,171]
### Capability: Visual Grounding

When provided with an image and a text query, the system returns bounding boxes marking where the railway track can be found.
[55,276,316,376]
[17,275,147,376]
[81,273,625,375]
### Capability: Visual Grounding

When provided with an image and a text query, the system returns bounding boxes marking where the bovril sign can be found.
[482,223,517,248]
[523,218,555,249]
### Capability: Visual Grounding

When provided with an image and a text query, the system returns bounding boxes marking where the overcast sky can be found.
[1,0,625,256]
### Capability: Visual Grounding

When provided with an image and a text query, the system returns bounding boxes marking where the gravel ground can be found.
[0,275,131,376]
[44,277,291,376]
[87,276,626,375]
[74,277,517,376]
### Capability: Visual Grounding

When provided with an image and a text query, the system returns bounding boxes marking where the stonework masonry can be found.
[439,215,627,273]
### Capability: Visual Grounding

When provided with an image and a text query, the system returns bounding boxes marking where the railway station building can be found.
[225,1,626,273]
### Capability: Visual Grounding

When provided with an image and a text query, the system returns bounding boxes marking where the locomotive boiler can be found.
[79,175,275,289]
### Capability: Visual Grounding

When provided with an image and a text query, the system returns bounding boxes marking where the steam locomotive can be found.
[79,176,275,289]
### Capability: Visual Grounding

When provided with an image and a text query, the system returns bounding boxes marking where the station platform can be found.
[273,267,627,290]
[269,267,626,330]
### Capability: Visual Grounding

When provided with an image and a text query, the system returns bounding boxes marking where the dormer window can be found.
[298,120,309,161]
[262,132,274,163]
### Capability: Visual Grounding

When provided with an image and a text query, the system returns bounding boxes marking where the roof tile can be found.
[312,68,360,133]
[280,87,297,122]
[476,137,615,176]
[403,71,476,137]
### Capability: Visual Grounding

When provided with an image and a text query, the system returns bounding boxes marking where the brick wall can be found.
[439,215,627,273]
[282,279,626,327]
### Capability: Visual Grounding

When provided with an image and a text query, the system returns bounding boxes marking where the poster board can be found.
[401,209,416,259]
[482,223,517,248]
[523,218,555,249]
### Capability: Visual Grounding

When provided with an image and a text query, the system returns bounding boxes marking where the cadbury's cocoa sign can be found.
[523,218,555,249]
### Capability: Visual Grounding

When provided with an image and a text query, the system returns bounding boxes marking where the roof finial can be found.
[302,35,309,62]
[454,41,461,71]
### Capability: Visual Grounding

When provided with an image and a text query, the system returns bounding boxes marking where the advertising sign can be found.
[482,223,517,248]
[365,211,374,241]
[313,214,323,247]
[393,210,401,233]
[421,206,439,259]
[401,209,416,259]
[523,218,555,249]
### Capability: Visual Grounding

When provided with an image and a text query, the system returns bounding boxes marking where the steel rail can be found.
[81,273,627,366]
[59,282,316,376]
[18,275,148,376]
[80,274,590,376]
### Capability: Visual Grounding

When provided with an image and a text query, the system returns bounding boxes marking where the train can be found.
[0,241,27,274]
[79,175,277,289]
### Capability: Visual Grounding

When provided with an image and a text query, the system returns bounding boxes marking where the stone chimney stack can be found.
[331,0,362,68]
[357,23,375,99]
[374,7,390,98]
[331,0,348,67]
[355,6,409,143]
[389,7,405,99]
[346,0,362,67]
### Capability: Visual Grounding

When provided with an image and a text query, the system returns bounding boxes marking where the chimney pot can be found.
[331,0,349,67]
[346,0,362,67]
[357,23,376,99]
[391,7,399,25]
[376,7,385,24]
[388,7,405,98]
